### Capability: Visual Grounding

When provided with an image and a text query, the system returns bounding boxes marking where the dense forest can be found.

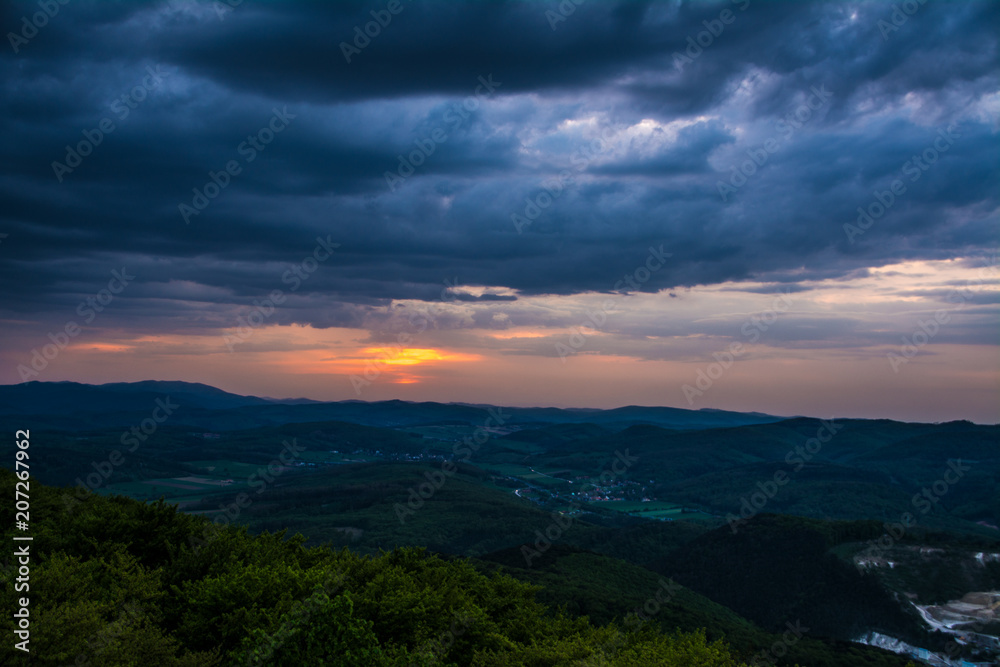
[0,471,919,666]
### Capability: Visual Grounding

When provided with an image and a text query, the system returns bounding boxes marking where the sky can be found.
[0,0,998,423]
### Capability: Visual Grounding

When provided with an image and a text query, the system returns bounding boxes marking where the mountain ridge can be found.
[0,380,790,431]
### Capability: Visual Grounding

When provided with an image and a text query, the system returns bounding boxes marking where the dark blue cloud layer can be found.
[1,0,997,334]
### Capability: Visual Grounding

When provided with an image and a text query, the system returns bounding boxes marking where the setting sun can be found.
[359,347,479,366]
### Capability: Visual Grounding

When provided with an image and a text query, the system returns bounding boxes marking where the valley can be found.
[2,380,998,665]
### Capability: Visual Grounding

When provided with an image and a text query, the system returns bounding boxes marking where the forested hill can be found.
[0,471,916,666]
[0,380,783,431]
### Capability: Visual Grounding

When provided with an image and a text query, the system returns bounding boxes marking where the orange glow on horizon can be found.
[358,347,475,365]
[71,342,133,352]
[358,347,481,366]
[489,331,548,340]
[281,346,483,383]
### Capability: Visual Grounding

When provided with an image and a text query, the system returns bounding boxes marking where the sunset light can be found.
[359,348,481,366]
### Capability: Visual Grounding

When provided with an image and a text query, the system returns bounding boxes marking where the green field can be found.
[481,463,579,491]
[294,450,376,463]
[398,424,495,447]
[595,500,681,512]
[186,459,268,477]
[97,458,280,505]
[594,500,683,519]
[98,474,245,503]
[590,499,722,525]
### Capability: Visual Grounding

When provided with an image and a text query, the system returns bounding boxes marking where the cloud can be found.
[0,0,997,371]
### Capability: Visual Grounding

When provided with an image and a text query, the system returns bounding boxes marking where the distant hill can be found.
[0,380,785,431]
[0,380,271,414]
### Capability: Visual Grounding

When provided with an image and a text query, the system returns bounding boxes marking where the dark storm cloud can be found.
[0,0,997,338]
